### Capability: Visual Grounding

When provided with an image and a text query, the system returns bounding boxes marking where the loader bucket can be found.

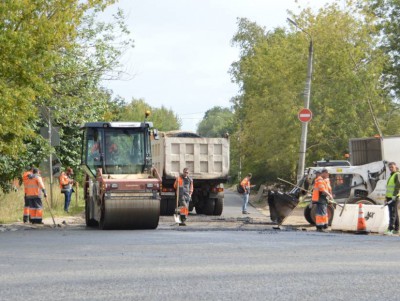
[268,191,299,224]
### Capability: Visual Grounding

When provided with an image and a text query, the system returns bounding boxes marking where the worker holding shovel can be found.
[174,168,193,226]
[312,168,333,232]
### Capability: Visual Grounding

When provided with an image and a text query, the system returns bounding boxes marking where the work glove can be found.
[44,193,47,198]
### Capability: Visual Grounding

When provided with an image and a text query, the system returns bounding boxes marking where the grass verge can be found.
[0,182,85,224]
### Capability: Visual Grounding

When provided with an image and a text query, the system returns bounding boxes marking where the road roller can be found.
[80,118,162,229]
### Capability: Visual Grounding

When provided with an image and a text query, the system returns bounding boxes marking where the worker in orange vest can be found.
[174,167,193,225]
[59,167,74,213]
[311,168,333,232]
[240,173,255,214]
[22,165,33,223]
[25,168,47,224]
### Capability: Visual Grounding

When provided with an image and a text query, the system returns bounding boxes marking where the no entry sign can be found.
[298,108,312,123]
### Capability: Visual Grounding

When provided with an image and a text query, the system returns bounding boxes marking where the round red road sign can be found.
[298,108,312,122]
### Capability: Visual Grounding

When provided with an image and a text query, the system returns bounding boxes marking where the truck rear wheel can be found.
[214,198,223,215]
[166,198,176,215]
[160,199,168,215]
[195,205,204,215]
[203,198,215,215]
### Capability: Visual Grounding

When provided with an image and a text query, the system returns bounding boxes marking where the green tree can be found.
[0,0,134,191]
[230,2,393,184]
[197,106,234,137]
[119,98,181,131]
[362,0,400,131]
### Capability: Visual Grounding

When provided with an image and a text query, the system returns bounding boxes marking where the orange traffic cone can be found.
[356,203,368,234]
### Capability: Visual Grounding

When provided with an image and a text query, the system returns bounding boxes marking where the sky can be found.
[101,0,337,131]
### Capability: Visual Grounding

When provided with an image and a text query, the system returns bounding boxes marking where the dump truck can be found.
[81,120,162,230]
[151,131,229,216]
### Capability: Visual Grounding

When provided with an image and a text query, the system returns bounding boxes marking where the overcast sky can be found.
[101,0,337,131]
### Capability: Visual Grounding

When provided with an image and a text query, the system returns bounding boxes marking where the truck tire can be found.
[213,198,223,216]
[85,198,98,227]
[195,205,204,215]
[160,198,168,215]
[310,204,334,226]
[203,198,215,215]
[166,198,176,215]
[304,204,315,225]
[347,197,375,205]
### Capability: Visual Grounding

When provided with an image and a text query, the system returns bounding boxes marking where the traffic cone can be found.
[356,203,368,235]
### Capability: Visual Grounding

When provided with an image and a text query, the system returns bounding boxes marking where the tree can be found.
[0,0,135,191]
[362,0,400,131]
[197,106,234,137]
[229,2,393,184]
[119,98,181,131]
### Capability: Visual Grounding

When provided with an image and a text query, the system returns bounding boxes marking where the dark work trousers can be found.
[315,196,328,229]
[29,197,43,224]
[387,197,399,231]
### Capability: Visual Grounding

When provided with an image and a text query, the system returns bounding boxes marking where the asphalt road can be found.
[1,191,400,301]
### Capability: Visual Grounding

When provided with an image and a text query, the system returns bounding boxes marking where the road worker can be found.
[174,167,193,226]
[25,168,47,224]
[59,167,74,213]
[311,168,333,232]
[240,173,255,214]
[22,166,33,223]
[384,162,400,235]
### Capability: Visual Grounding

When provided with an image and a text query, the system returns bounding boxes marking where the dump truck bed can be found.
[151,136,229,180]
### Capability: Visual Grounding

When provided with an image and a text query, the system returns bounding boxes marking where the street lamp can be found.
[287,18,314,183]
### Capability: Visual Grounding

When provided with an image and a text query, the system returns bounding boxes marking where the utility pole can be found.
[287,18,314,183]
[48,108,54,207]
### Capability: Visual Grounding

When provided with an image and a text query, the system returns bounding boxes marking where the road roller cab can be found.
[81,120,162,229]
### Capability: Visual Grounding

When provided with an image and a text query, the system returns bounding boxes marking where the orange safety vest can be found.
[312,176,328,202]
[22,171,32,194]
[25,175,45,198]
[59,172,72,189]
[174,176,193,194]
[240,177,250,191]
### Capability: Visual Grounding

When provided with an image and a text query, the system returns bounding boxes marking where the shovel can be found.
[173,178,181,224]
[44,196,57,227]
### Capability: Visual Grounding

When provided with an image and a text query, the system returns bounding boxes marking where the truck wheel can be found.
[310,204,334,226]
[203,199,215,215]
[304,204,314,225]
[85,198,98,227]
[214,198,223,216]
[347,197,375,205]
[160,199,167,215]
[166,198,176,215]
[195,205,204,215]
